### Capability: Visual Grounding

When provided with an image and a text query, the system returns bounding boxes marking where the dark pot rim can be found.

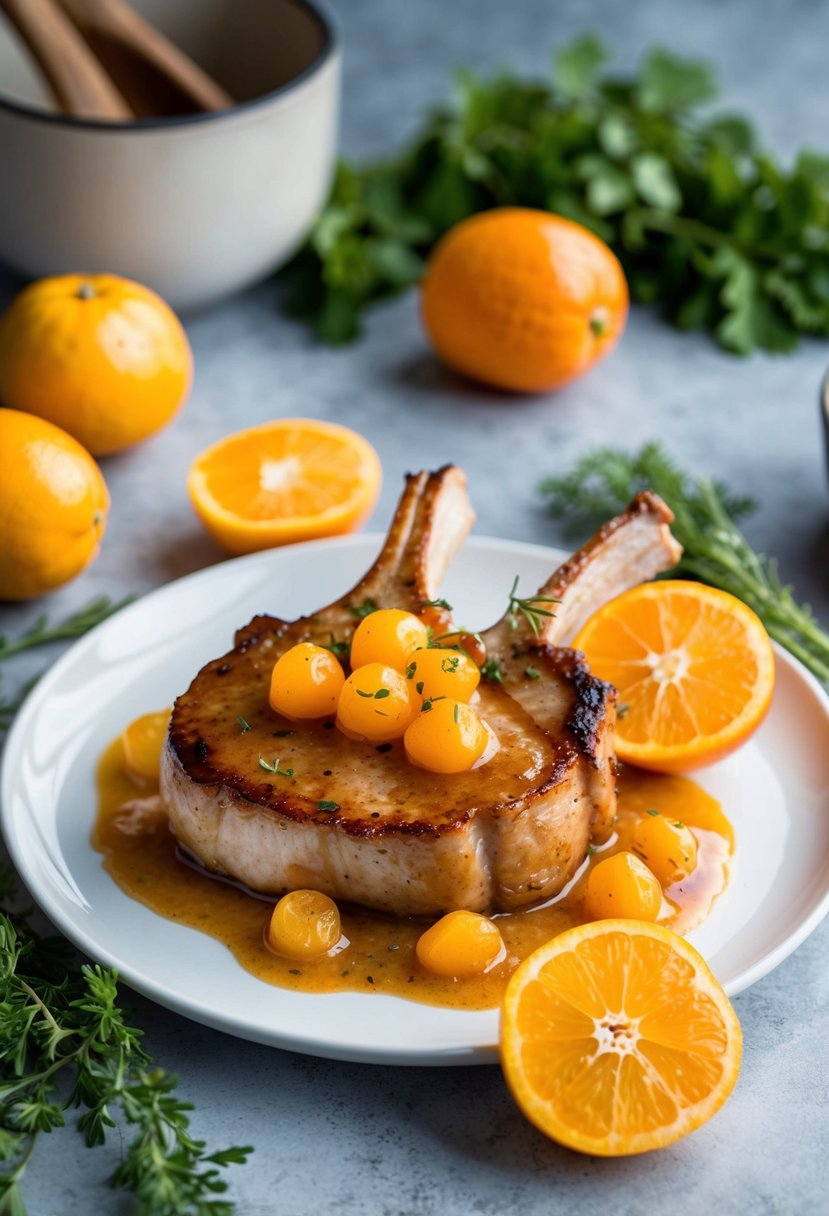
[0,0,338,134]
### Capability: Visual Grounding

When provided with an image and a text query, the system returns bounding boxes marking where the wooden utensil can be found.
[56,0,233,117]
[0,0,132,119]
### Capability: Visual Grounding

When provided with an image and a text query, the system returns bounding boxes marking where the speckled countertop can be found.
[2,1,829,1212]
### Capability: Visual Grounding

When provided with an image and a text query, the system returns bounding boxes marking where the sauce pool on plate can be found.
[93,735,733,1010]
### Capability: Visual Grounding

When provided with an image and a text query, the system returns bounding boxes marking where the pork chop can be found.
[161,467,681,916]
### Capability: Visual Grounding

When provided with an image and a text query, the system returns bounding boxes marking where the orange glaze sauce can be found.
[93,738,733,1010]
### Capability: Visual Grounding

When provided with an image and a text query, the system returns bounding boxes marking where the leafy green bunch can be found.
[285,36,829,353]
[0,879,251,1215]
[0,599,254,1212]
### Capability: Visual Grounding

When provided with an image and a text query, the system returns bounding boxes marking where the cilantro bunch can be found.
[285,36,829,353]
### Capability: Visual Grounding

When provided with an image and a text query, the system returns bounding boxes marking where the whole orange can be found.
[420,208,628,393]
[0,409,109,600]
[0,274,193,455]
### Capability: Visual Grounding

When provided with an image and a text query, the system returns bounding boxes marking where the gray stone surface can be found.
[2,0,829,1211]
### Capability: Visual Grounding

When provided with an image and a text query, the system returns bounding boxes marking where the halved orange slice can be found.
[187,418,382,555]
[572,580,775,772]
[500,920,742,1157]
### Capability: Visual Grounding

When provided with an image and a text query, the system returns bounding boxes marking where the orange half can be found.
[500,920,742,1156]
[187,418,382,555]
[572,580,775,772]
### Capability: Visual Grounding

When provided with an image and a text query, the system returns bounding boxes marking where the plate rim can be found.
[3,534,829,1065]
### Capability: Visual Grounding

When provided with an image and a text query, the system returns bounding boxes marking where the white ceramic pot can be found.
[0,0,340,310]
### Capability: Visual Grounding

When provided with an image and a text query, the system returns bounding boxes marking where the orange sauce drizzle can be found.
[93,738,733,1010]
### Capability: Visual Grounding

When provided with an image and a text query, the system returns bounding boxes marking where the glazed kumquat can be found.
[631,810,698,887]
[405,647,480,704]
[269,642,345,720]
[267,890,341,961]
[121,710,171,788]
[584,852,662,923]
[349,608,429,672]
[416,910,504,979]
[573,580,775,773]
[336,663,417,743]
[404,698,488,773]
[500,920,742,1156]
[187,418,382,555]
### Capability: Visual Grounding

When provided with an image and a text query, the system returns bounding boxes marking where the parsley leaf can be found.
[282,38,829,354]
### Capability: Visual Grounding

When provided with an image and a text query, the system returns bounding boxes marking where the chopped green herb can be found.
[441,656,460,673]
[318,801,340,812]
[421,696,446,713]
[672,820,686,829]
[480,659,504,684]
[324,634,350,659]
[366,976,375,985]
[356,689,373,698]
[453,703,460,724]
[258,755,295,777]
[237,715,252,733]
[288,969,302,976]
[524,665,541,680]
[348,599,379,619]
[617,702,630,718]
[421,597,453,611]
[406,661,417,679]
[415,681,424,695]
[374,688,390,700]
[588,844,598,856]
[646,808,660,817]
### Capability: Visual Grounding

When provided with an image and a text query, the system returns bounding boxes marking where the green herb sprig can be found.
[540,442,829,682]
[284,36,829,354]
[0,875,251,1214]
[507,577,559,637]
[0,597,134,663]
[0,597,134,736]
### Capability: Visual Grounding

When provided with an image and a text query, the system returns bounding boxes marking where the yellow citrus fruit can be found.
[572,581,775,773]
[0,409,109,600]
[500,920,742,1156]
[187,418,382,555]
[420,208,628,393]
[0,273,192,455]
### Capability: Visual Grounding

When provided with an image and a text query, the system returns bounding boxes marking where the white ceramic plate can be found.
[3,536,829,1066]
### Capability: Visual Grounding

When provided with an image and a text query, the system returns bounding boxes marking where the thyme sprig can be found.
[507,577,560,637]
[0,876,252,1214]
[540,442,829,683]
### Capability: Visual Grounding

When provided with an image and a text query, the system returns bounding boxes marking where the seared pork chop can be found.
[161,468,681,916]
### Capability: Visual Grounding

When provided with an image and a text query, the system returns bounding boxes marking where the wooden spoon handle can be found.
[57,0,234,112]
[0,0,132,119]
